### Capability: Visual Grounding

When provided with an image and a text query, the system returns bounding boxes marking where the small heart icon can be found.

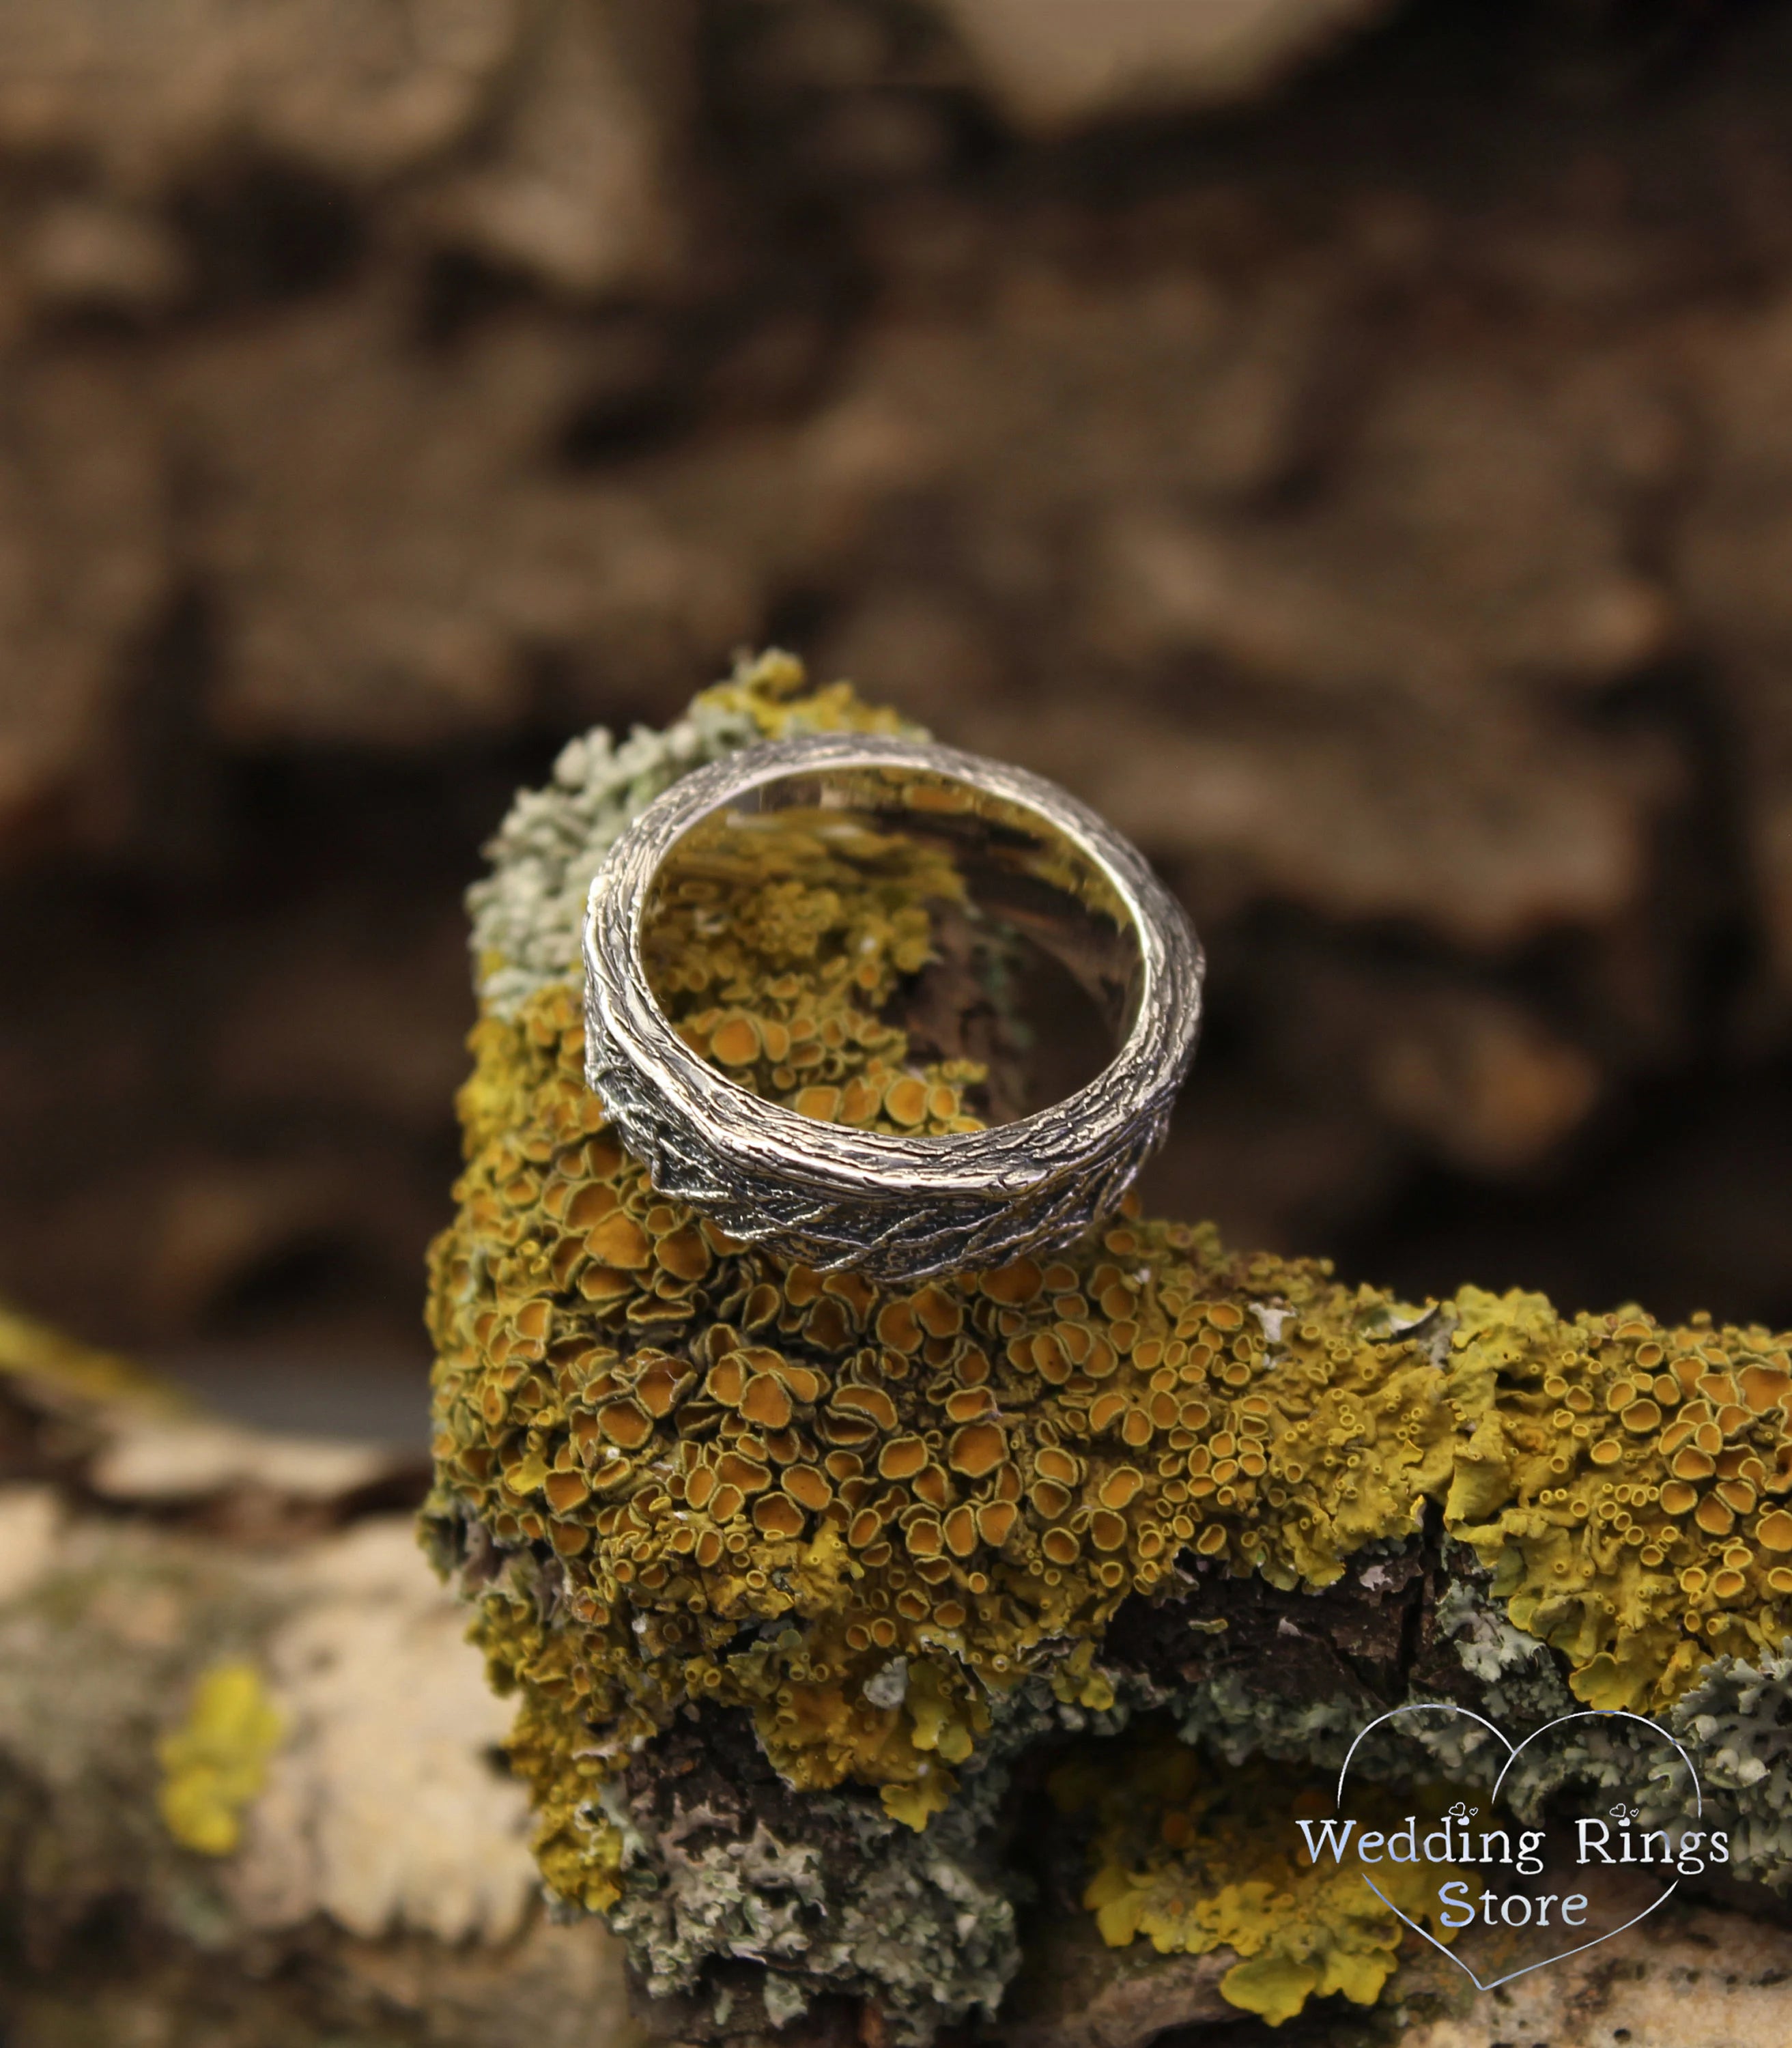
[1326,1703,1704,1992]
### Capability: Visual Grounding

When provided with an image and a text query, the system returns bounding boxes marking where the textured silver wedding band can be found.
[582,732,1203,1283]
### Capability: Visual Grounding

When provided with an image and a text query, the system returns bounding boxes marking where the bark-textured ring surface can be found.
[582,732,1203,1282]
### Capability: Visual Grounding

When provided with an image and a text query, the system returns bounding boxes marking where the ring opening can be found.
[640,762,1143,1133]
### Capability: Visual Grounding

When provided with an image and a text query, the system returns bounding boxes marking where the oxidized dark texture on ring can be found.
[582,731,1204,1282]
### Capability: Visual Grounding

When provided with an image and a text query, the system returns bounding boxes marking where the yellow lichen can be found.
[643,803,988,1134]
[1441,1283,1792,1709]
[425,653,1792,1956]
[1052,1734,1462,2026]
[156,1660,283,1856]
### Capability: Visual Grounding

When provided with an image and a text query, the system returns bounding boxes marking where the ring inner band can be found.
[641,763,1143,1132]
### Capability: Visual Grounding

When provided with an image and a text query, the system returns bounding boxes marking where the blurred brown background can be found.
[4,0,1792,1442]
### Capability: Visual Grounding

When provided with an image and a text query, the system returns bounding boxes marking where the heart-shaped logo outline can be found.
[1333,1703,1704,1992]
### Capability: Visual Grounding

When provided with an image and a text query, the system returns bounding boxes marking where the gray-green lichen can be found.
[1170,1666,1367,1772]
[469,703,756,1020]
[1664,1652,1792,1885]
[466,649,923,1019]
[603,1665,1174,2041]
[1434,1546,1574,1724]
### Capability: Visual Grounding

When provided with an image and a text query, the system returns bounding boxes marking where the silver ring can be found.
[582,733,1203,1282]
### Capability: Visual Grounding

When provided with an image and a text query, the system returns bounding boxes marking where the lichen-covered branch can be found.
[10,663,1792,2046]
[421,655,1792,2042]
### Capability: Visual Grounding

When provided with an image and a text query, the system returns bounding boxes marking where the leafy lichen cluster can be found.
[1051,1736,1464,2026]
[424,653,1792,2036]
[1443,1285,1792,1707]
